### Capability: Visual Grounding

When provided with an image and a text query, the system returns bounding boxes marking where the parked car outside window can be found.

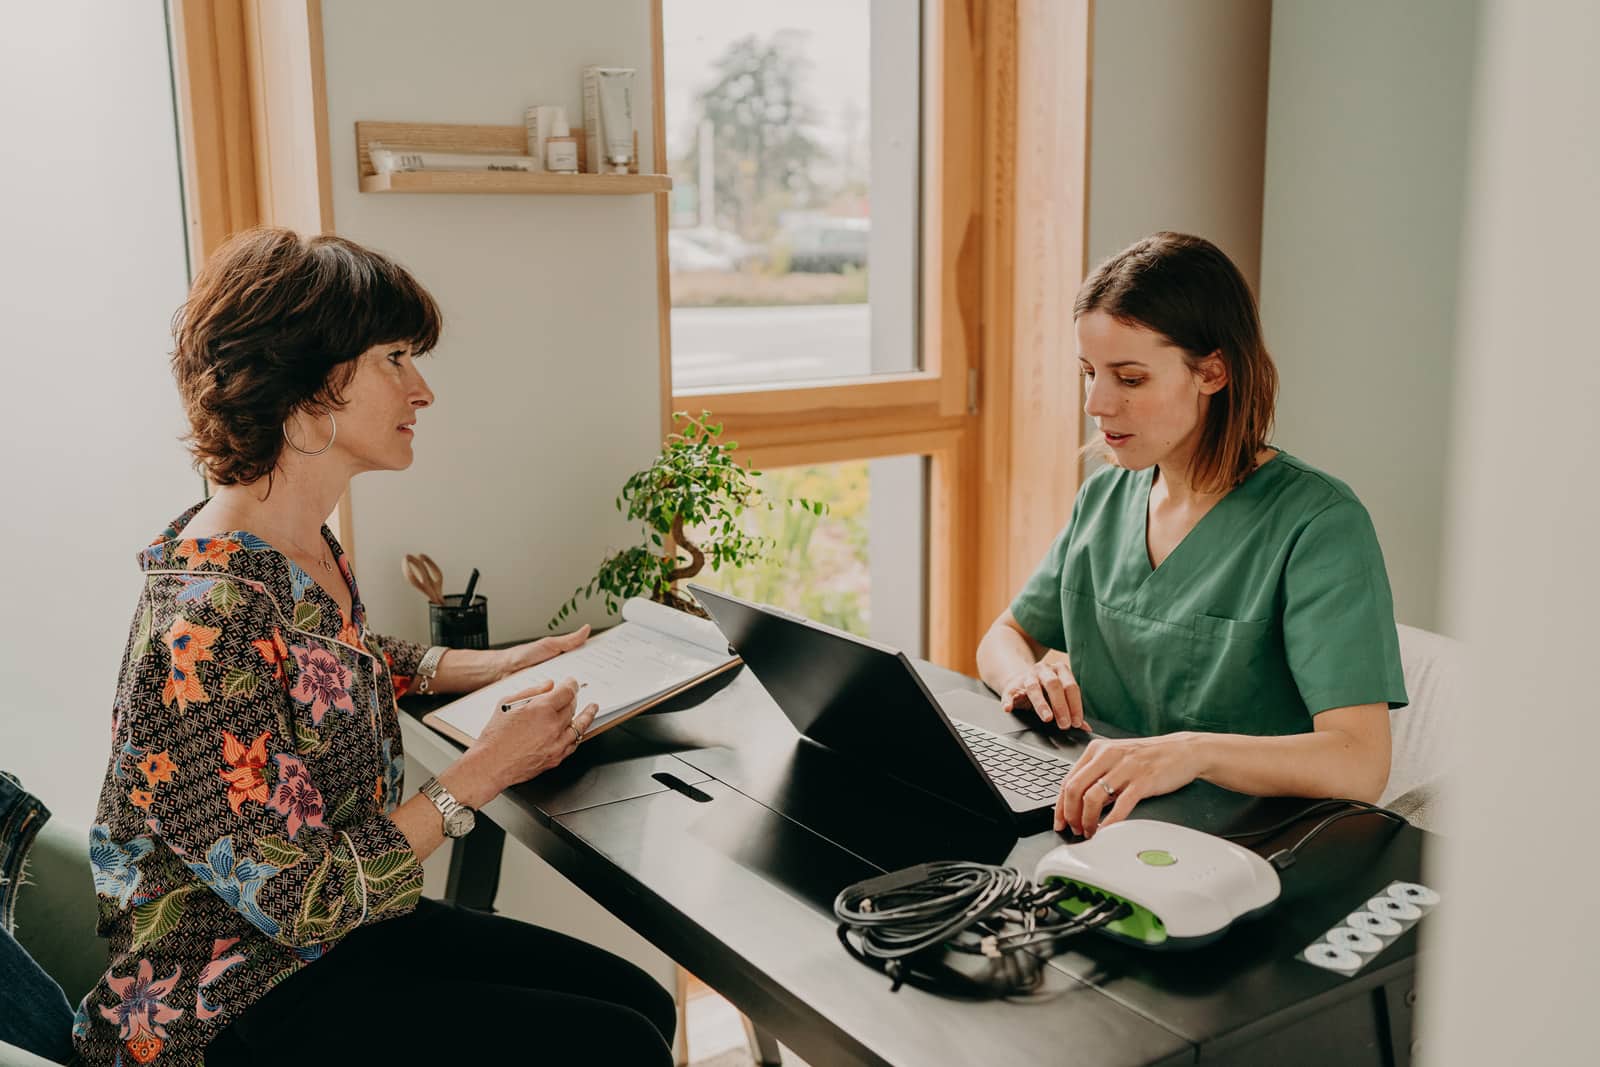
[782,218,869,273]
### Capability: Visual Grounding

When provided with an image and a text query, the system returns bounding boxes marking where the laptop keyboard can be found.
[952,721,1074,803]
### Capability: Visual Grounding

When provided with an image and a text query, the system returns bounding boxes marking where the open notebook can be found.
[421,596,741,747]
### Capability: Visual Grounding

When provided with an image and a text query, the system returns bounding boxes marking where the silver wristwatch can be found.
[419,775,476,838]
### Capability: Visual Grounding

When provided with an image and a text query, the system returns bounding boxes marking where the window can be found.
[687,455,927,651]
[663,0,921,392]
[651,0,1059,671]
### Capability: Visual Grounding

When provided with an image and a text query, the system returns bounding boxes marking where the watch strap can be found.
[420,775,471,825]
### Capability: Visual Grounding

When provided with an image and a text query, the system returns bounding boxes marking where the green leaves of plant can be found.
[549,410,831,629]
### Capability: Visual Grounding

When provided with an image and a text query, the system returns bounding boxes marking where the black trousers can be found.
[205,897,677,1065]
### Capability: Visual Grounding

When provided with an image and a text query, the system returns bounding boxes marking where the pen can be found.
[500,681,586,713]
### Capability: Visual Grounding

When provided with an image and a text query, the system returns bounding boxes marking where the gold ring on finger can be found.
[570,722,582,742]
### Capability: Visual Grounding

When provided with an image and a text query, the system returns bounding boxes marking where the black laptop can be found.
[690,584,1076,830]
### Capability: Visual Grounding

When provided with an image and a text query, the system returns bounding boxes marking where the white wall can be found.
[1422,2,1600,1061]
[0,5,197,827]
[1259,0,1480,632]
[319,0,676,993]
[321,0,664,647]
[1086,0,1272,284]
[1080,0,1272,463]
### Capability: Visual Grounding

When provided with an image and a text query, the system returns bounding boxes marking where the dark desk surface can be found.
[400,659,1424,1067]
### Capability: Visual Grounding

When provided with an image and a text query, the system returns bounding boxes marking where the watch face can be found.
[444,807,476,838]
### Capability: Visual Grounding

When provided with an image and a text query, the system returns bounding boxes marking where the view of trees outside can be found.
[664,1,874,390]
[665,2,881,631]
[686,461,872,635]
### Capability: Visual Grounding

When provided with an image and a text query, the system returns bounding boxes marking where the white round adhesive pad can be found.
[1347,910,1403,937]
[1387,882,1440,908]
[1367,895,1422,922]
[1304,943,1363,973]
[1326,926,1383,953]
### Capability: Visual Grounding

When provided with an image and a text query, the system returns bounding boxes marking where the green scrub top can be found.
[1010,451,1408,738]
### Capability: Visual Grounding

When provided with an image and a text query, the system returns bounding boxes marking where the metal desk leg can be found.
[443,819,505,913]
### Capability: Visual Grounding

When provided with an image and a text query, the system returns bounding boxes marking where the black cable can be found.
[836,801,1415,997]
[833,861,1033,962]
[1266,804,1408,871]
[1224,798,1407,845]
[833,861,1120,995]
[983,900,1132,955]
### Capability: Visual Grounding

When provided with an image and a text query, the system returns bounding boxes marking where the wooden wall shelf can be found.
[355,120,671,196]
[360,169,670,195]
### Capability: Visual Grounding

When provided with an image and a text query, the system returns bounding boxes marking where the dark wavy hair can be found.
[1076,232,1277,493]
[171,227,441,486]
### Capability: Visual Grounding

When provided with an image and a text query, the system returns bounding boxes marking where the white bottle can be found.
[545,111,579,174]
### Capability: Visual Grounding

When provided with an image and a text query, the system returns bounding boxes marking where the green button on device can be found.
[1137,849,1177,867]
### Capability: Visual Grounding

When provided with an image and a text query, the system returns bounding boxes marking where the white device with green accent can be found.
[1032,820,1281,948]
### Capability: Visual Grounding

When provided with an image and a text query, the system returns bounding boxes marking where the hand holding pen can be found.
[469,676,599,785]
[501,680,587,714]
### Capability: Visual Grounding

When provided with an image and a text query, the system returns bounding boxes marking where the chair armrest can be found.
[13,820,103,1005]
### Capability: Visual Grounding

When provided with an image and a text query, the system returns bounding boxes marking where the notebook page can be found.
[621,596,729,656]
[427,607,731,743]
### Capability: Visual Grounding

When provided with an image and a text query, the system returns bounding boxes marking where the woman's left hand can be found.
[1054,734,1202,836]
[493,624,591,679]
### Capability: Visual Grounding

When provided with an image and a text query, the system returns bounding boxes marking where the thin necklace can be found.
[202,504,336,574]
[283,533,335,574]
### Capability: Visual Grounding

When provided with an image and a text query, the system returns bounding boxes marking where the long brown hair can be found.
[1075,232,1277,492]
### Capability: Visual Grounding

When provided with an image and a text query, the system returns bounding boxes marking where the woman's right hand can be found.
[999,660,1089,731]
[468,677,599,793]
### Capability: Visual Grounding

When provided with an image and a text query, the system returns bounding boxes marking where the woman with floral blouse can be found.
[76,228,676,1066]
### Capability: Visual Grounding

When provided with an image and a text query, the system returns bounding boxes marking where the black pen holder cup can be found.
[429,595,488,649]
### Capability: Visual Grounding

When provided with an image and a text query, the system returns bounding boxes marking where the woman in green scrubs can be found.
[976,232,1407,838]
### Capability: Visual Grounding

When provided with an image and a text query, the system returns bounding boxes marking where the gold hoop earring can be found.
[283,412,337,456]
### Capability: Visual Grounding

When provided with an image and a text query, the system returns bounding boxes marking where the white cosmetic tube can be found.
[591,67,636,174]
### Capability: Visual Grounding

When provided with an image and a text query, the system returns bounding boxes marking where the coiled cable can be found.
[833,861,1129,994]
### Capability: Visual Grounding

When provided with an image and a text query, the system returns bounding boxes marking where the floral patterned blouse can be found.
[74,504,429,1066]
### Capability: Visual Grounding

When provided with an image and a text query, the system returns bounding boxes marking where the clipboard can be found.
[421,597,740,747]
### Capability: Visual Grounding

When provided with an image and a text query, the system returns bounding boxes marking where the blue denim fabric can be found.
[1,923,74,1063]
[0,770,49,933]
[0,771,73,1064]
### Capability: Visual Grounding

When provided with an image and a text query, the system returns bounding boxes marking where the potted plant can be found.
[550,411,825,627]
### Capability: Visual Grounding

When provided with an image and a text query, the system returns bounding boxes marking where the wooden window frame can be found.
[655,0,1090,670]
[169,0,352,549]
